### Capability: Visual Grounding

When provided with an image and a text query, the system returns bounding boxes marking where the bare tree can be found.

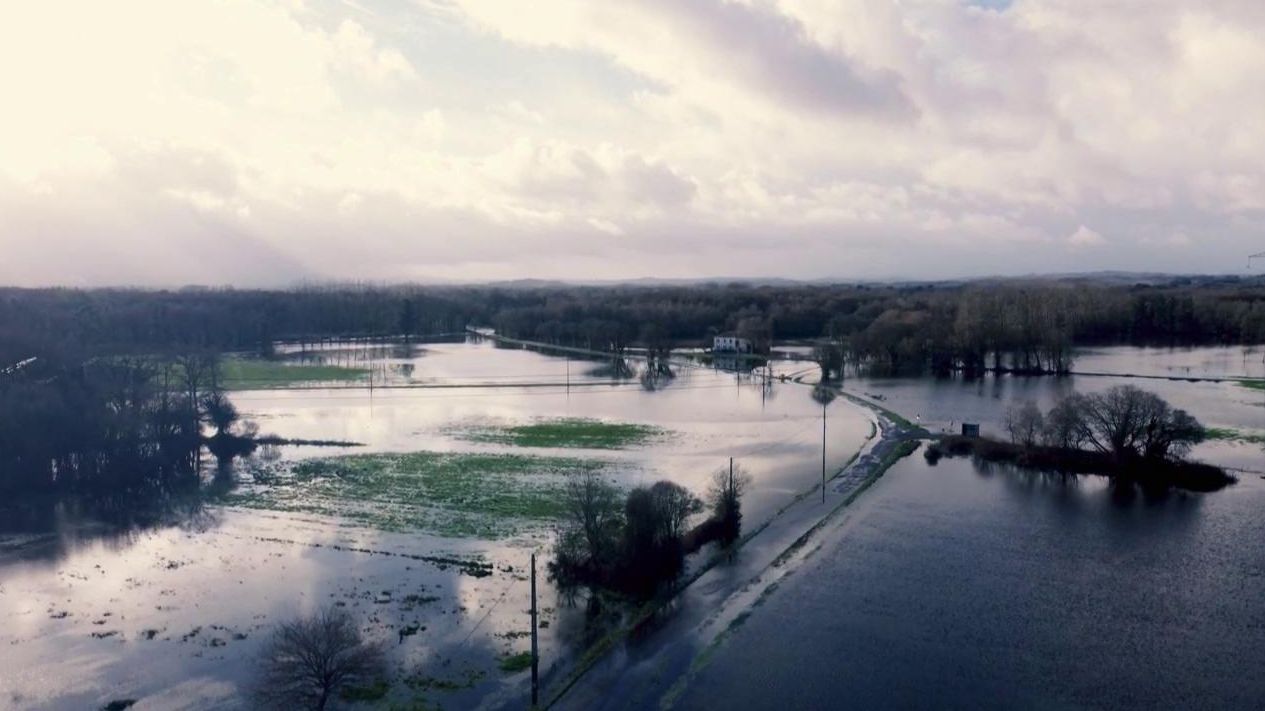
[254,606,385,711]
[1042,393,1089,449]
[1053,386,1204,461]
[201,391,239,437]
[649,480,703,541]
[707,463,751,545]
[561,470,623,568]
[1004,401,1044,447]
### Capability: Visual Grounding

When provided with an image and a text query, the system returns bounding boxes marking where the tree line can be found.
[5,278,1263,369]
[0,351,248,497]
[3,278,1262,497]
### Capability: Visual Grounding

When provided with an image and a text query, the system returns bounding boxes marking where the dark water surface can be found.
[676,453,1265,710]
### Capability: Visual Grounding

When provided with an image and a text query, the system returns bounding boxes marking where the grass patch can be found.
[341,679,390,702]
[405,668,485,692]
[498,651,534,673]
[452,418,664,450]
[224,451,618,538]
[1239,379,1265,392]
[1205,427,1265,446]
[220,357,368,389]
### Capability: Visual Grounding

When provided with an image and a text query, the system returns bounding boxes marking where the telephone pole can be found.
[821,398,827,503]
[530,552,539,707]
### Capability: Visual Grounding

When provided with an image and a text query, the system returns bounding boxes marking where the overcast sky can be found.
[2,0,1264,286]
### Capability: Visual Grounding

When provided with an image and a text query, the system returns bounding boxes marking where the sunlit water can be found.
[2,342,1260,709]
[0,340,868,710]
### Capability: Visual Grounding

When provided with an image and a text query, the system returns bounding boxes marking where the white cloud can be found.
[1067,225,1106,248]
[1,0,1264,285]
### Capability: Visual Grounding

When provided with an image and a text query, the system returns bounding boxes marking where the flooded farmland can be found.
[0,338,870,710]
[3,341,1262,710]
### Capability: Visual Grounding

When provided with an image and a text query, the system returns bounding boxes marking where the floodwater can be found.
[848,345,1265,472]
[3,342,1261,710]
[0,339,869,710]
[674,452,1265,710]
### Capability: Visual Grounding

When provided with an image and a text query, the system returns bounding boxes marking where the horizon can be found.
[4,1,1265,286]
[2,269,1262,293]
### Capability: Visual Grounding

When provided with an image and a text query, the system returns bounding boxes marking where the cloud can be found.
[1,0,1264,285]
[1067,225,1106,248]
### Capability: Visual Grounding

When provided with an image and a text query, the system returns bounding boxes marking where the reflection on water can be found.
[849,345,1265,472]
[677,453,1265,710]
[0,339,871,710]
[0,474,225,568]
[3,341,1260,709]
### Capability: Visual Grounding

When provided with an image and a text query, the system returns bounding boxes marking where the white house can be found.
[713,334,753,353]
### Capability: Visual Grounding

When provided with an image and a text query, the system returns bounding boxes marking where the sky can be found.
[2,0,1264,287]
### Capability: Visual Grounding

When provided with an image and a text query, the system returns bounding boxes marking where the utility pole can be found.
[530,552,539,707]
[821,398,827,503]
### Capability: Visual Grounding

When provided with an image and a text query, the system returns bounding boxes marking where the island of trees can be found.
[552,466,748,599]
[924,385,1234,491]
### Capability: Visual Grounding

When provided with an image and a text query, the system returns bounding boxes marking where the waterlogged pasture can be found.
[227,450,621,538]
[1,339,872,710]
[220,356,369,389]
[449,417,666,449]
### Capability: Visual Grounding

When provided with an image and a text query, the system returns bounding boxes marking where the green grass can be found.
[224,451,618,538]
[451,418,664,450]
[405,668,486,692]
[498,652,534,673]
[1205,427,1265,446]
[1240,379,1265,392]
[220,357,368,389]
[340,679,390,702]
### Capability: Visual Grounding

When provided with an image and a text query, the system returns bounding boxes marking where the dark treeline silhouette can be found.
[0,350,253,497]
[3,278,1264,373]
[551,467,748,598]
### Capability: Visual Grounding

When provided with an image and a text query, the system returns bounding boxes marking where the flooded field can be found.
[3,341,1261,710]
[0,339,869,710]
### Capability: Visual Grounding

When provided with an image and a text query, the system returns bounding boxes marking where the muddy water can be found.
[0,340,870,710]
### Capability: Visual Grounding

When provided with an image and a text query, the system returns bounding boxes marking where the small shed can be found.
[961,423,981,438]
